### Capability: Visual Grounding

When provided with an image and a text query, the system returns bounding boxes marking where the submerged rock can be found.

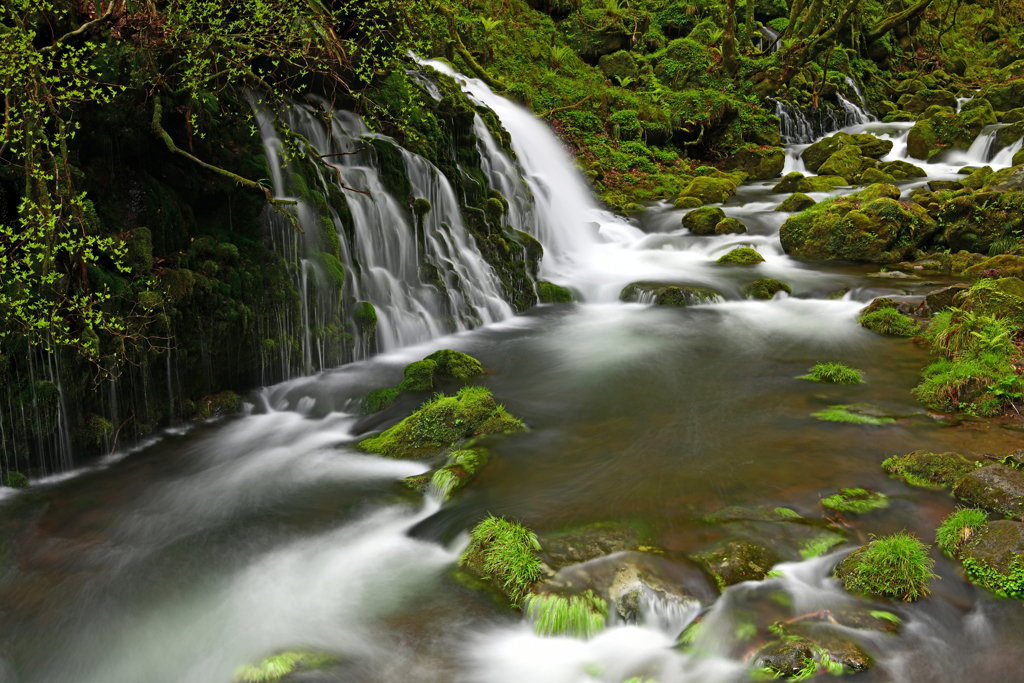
[693,540,781,589]
[953,464,1024,519]
[753,639,815,678]
[957,520,1024,597]
[744,278,791,299]
[539,521,648,570]
[883,450,977,488]
[820,488,889,515]
[620,282,722,306]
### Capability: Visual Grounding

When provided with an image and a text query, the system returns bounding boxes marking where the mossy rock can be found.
[811,404,897,426]
[2,472,28,488]
[817,145,865,183]
[232,651,340,683]
[358,386,522,459]
[677,176,737,205]
[821,488,888,515]
[900,88,958,114]
[751,639,814,678]
[717,247,764,266]
[460,516,541,606]
[924,284,970,312]
[880,160,927,180]
[673,196,704,209]
[682,206,726,235]
[957,520,1024,598]
[985,163,1024,191]
[952,464,1024,520]
[963,257,1024,280]
[859,307,919,336]
[883,450,976,488]
[597,50,638,82]
[858,167,897,185]
[960,166,993,190]
[744,278,791,299]
[753,628,873,677]
[772,171,805,194]
[801,133,855,173]
[427,448,492,501]
[538,281,574,303]
[620,282,722,306]
[799,175,847,192]
[191,391,240,420]
[539,521,646,570]
[851,133,895,158]
[353,301,378,338]
[362,387,400,414]
[907,108,955,160]
[714,217,746,235]
[726,145,785,181]
[775,193,815,212]
[939,190,1024,254]
[424,349,483,379]
[982,79,1024,112]
[1014,148,1024,167]
[398,359,437,392]
[693,540,781,590]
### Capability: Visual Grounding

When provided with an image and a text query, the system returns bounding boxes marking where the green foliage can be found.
[461,515,543,605]
[232,651,339,683]
[821,488,889,514]
[524,590,609,637]
[399,360,437,392]
[935,508,989,556]
[811,405,895,425]
[859,308,919,336]
[1,471,28,488]
[362,388,400,414]
[837,531,936,601]
[962,555,1024,599]
[424,349,484,379]
[797,362,864,384]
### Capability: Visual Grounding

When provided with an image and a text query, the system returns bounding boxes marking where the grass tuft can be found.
[820,488,889,514]
[233,652,338,683]
[524,589,609,638]
[935,507,989,556]
[859,307,920,336]
[836,531,936,601]
[461,516,542,606]
[797,362,864,384]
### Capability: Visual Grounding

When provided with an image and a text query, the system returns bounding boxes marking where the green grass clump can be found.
[716,247,765,266]
[836,531,936,601]
[361,388,400,414]
[811,405,895,425]
[798,362,864,384]
[859,307,920,336]
[524,589,609,638]
[821,488,889,514]
[882,450,976,488]
[461,516,542,606]
[935,508,989,556]
[428,449,489,501]
[233,651,338,683]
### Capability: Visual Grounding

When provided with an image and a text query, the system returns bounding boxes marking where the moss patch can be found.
[538,281,574,303]
[821,488,888,514]
[812,404,896,426]
[716,247,764,266]
[398,360,437,392]
[233,651,339,683]
[361,388,400,414]
[882,450,976,488]
[424,349,484,380]
[859,308,920,336]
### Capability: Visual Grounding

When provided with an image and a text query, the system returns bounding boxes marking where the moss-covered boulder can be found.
[780,185,937,263]
[880,160,927,180]
[398,359,436,392]
[751,640,815,678]
[717,247,764,265]
[682,206,727,235]
[776,193,815,212]
[424,349,483,379]
[957,520,1024,597]
[883,450,976,488]
[362,387,400,414]
[800,175,847,192]
[953,464,1024,520]
[677,176,737,204]
[835,532,935,601]
[938,190,1024,254]
[801,133,854,173]
[620,282,722,305]
[538,281,574,303]
[772,171,806,194]
[859,306,919,336]
[852,133,894,158]
[358,386,523,459]
[817,144,866,183]
[987,163,1024,191]
[597,50,638,82]
[899,88,958,114]
[424,448,491,500]
[673,196,704,209]
[726,145,785,180]
[982,79,1024,112]
[858,167,896,185]
[907,107,955,160]
[693,540,781,590]
[753,628,873,677]
[715,217,746,234]
[925,284,970,312]
[960,166,993,190]
[744,279,791,299]
[963,256,1024,280]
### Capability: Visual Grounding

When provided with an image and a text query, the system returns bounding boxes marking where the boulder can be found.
[717,247,765,265]
[727,145,786,180]
[714,217,747,234]
[538,281,574,303]
[752,640,815,678]
[539,522,645,570]
[693,540,781,589]
[851,133,894,158]
[986,163,1024,191]
[674,196,704,209]
[398,359,436,392]
[775,193,816,212]
[620,282,722,306]
[882,450,976,488]
[963,256,1024,279]
[982,79,1024,112]
[1003,107,1024,124]
[927,180,963,192]
[772,171,806,194]
[960,166,993,190]
[817,145,865,183]
[899,88,958,114]
[597,50,638,82]
[880,159,927,179]
[425,349,484,379]
[859,167,896,185]
[802,133,855,172]
[801,176,847,192]
[953,464,1024,519]
[678,176,737,204]
[958,520,1024,597]
[939,190,1024,253]
[925,283,970,312]
[744,278,792,299]
[682,206,727,234]
[907,109,954,160]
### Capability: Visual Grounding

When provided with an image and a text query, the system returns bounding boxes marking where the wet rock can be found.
[398,359,436,392]
[985,163,1024,191]
[425,448,491,501]
[907,108,955,160]
[925,283,970,312]
[880,159,927,179]
[775,193,815,212]
[770,622,875,673]
[883,450,976,488]
[817,144,865,183]
[717,247,765,266]
[953,464,1024,519]
[772,172,806,194]
[958,520,1024,597]
[801,133,854,173]
[677,176,737,205]
[852,133,895,158]
[983,79,1024,112]
[703,506,801,523]
[538,281,574,303]
[620,282,722,306]
[714,217,746,235]
[539,522,648,570]
[424,349,484,379]
[744,278,791,300]
[858,167,896,185]
[900,88,958,113]
[727,145,786,181]
[682,206,726,235]
[927,180,963,192]
[693,540,781,590]
[752,639,815,677]
[960,166,993,190]
[673,196,703,209]
[353,301,378,338]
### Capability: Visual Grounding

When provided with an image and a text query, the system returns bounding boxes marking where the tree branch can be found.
[40,0,121,54]
[866,0,936,44]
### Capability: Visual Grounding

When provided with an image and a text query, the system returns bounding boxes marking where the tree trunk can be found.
[723,0,740,77]
[865,0,936,43]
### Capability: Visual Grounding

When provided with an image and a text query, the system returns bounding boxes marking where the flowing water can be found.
[3,69,1024,683]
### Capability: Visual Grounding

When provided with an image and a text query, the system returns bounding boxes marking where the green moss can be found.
[192,391,240,420]
[775,193,815,212]
[811,405,895,426]
[859,308,919,336]
[84,414,113,445]
[2,472,28,488]
[232,651,339,683]
[835,531,936,601]
[424,349,483,379]
[882,450,976,488]
[678,176,737,205]
[797,362,863,384]
[362,388,400,414]
[744,278,791,300]
[716,247,764,266]
[714,217,746,235]
[353,301,377,338]
[821,488,889,514]
[538,281,574,303]
[358,386,520,459]
[936,508,989,556]
[369,138,412,201]
[525,590,609,638]
[799,530,847,559]
[398,360,437,392]
[460,515,542,605]
[682,206,726,235]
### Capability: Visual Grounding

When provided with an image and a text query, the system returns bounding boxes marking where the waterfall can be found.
[771,98,843,144]
[843,76,872,115]
[759,26,781,54]
[253,99,513,359]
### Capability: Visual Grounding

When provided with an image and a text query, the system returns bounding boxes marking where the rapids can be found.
[2,66,1024,683]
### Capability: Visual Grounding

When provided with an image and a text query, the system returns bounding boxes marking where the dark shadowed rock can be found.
[953,464,1024,519]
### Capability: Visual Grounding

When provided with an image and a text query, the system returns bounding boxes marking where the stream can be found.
[2,67,1024,683]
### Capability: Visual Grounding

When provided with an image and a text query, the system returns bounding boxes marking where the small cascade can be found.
[843,76,872,115]
[993,136,1024,167]
[954,124,1007,166]
[771,98,844,144]
[253,99,513,359]
[759,26,781,54]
